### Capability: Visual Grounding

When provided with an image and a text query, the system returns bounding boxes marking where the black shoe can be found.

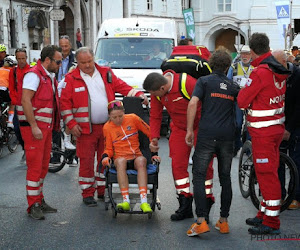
[248,224,281,235]
[246,217,263,226]
[83,196,97,207]
[205,198,215,224]
[28,203,45,220]
[41,199,57,213]
[170,195,193,221]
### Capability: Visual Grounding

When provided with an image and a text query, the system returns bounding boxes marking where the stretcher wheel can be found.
[157,203,161,210]
[148,213,152,219]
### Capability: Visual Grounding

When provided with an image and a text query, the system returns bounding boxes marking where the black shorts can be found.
[126,160,135,170]
[0,89,11,103]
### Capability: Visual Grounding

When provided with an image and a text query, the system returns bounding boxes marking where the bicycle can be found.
[48,123,77,173]
[0,102,19,157]
[239,139,299,212]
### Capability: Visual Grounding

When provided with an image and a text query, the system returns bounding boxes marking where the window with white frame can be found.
[217,0,232,12]
[162,0,167,12]
[147,0,153,11]
[182,0,189,10]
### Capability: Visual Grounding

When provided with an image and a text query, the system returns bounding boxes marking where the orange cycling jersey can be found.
[103,114,150,160]
[0,67,10,88]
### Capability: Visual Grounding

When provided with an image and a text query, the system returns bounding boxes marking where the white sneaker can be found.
[64,141,76,150]
[7,122,14,129]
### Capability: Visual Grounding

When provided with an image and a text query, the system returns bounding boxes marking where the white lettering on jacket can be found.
[269,94,285,104]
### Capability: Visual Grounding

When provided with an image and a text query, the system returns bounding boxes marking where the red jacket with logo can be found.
[150,70,201,139]
[237,52,290,137]
[16,60,60,130]
[60,64,143,134]
[9,64,30,105]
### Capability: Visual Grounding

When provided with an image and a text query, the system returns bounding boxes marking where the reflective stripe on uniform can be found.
[16,105,23,111]
[61,110,73,116]
[260,205,266,212]
[72,107,89,113]
[80,184,93,190]
[247,117,285,128]
[18,115,26,120]
[266,199,281,206]
[26,180,40,187]
[27,189,41,196]
[95,172,105,178]
[75,117,89,123]
[205,188,212,195]
[265,209,280,216]
[96,181,105,186]
[35,116,52,123]
[65,115,74,124]
[205,179,213,186]
[248,107,284,117]
[175,177,189,186]
[176,187,190,194]
[78,177,94,182]
[37,107,53,114]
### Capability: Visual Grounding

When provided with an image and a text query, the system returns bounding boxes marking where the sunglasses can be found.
[60,35,70,40]
[107,100,124,110]
[51,58,62,65]
[15,48,27,53]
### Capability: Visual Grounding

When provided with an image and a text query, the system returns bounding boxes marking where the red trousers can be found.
[169,123,214,200]
[76,124,105,198]
[21,126,52,212]
[252,135,283,229]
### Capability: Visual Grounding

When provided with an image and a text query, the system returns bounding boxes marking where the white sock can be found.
[8,113,14,122]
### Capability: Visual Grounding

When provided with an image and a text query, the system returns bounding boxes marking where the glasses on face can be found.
[60,35,70,40]
[107,100,124,110]
[51,58,62,65]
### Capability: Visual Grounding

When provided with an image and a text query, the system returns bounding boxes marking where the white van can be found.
[94,17,177,93]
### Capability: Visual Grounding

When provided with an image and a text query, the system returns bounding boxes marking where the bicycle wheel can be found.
[249,152,299,212]
[7,129,19,153]
[48,148,66,173]
[238,140,253,198]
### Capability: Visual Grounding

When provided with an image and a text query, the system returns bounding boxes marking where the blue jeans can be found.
[192,139,234,218]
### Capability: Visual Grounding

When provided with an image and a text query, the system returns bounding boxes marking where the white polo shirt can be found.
[80,68,108,124]
[23,65,55,92]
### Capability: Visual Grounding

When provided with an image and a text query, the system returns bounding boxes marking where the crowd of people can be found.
[0,31,299,238]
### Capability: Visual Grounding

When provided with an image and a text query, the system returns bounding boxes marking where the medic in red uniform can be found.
[237,33,290,234]
[143,70,214,221]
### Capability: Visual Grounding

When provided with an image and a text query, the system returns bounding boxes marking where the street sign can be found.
[50,9,65,21]
[182,8,196,42]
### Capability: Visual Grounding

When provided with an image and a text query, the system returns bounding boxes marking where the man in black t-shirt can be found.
[185,49,240,237]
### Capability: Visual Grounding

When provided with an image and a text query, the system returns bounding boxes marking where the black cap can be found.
[292,46,299,51]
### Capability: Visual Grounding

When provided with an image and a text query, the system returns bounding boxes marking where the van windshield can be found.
[95,38,174,69]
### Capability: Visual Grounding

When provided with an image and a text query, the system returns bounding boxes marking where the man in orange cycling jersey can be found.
[101,100,158,213]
